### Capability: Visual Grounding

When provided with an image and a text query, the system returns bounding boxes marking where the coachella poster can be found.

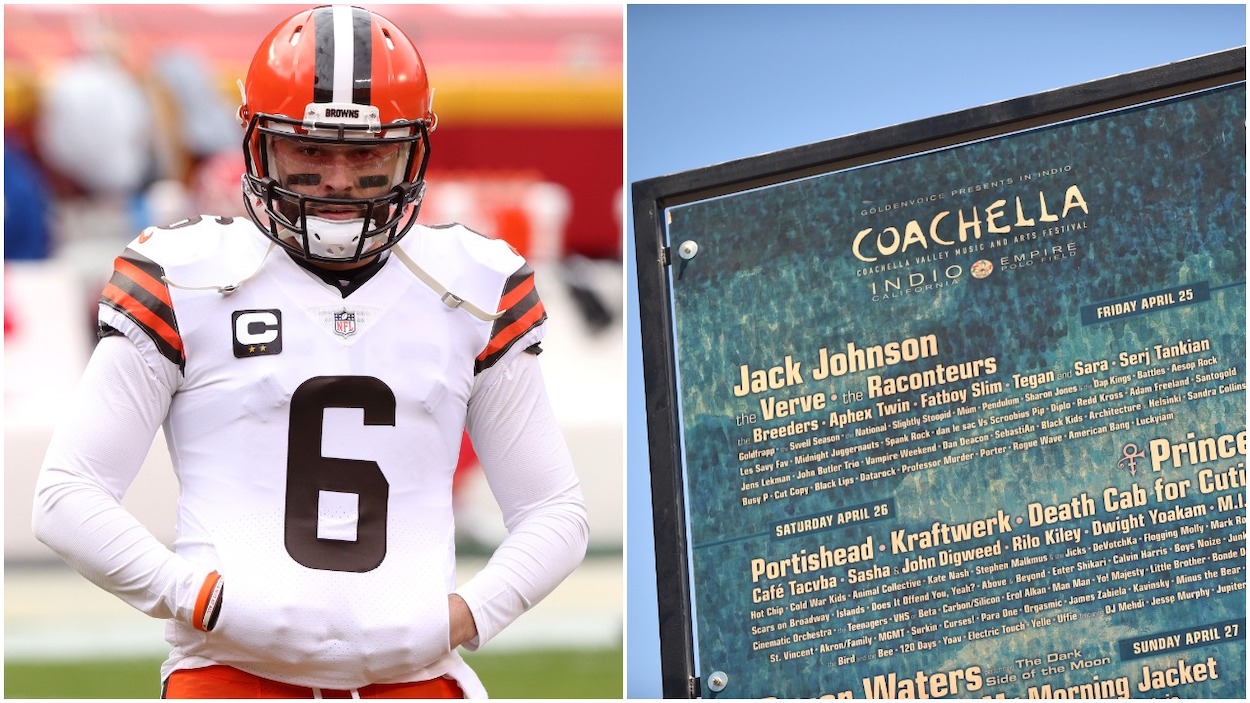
[662,82,1246,698]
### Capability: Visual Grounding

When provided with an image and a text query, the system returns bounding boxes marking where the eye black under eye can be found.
[286,174,321,186]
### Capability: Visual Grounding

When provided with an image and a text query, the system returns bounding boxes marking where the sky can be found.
[624,3,1246,698]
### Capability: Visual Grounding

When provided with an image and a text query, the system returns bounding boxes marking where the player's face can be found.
[269,135,404,220]
[264,135,411,269]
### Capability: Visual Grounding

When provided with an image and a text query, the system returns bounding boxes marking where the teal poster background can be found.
[666,84,1246,698]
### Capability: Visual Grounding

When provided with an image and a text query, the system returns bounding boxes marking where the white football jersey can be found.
[96,216,551,690]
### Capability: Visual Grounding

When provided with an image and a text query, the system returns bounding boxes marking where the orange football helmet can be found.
[238,5,437,263]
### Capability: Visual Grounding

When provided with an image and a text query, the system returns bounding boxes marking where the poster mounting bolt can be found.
[707,670,728,692]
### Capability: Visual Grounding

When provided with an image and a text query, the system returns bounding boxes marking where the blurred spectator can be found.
[151,50,239,179]
[190,150,248,217]
[4,145,53,260]
[125,50,241,229]
[35,44,155,199]
[138,179,195,230]
[4,66,52,260]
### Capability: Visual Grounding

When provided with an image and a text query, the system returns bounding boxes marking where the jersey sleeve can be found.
[99,245,186,373]
[473,261,547,374]
[31,333,216,628]
[456,351,589,648]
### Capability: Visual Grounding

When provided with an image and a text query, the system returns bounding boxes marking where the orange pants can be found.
[163,665,464,699]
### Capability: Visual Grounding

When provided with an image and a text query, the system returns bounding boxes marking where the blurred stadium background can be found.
[4,3,623,697]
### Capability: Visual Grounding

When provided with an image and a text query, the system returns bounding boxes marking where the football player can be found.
[32,5,589,698]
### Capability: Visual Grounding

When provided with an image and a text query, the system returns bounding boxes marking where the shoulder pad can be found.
[399,224,527,313]
[397,225,547,373]
[128,216,271,291]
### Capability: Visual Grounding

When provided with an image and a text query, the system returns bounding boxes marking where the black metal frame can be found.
[630,47,1244,699]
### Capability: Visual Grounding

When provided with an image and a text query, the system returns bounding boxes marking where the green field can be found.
[4,646,623,699]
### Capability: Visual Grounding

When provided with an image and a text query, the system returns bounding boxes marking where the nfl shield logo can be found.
[333,311,357,338]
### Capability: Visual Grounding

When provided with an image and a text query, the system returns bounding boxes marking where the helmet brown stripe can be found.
[350,6,372,106]
[311,6,335,104]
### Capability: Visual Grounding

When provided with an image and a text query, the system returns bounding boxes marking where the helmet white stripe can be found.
[331,4,356,104]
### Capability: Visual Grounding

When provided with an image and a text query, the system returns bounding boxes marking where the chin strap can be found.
[162,242,277,295]
[390,245,504,322]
